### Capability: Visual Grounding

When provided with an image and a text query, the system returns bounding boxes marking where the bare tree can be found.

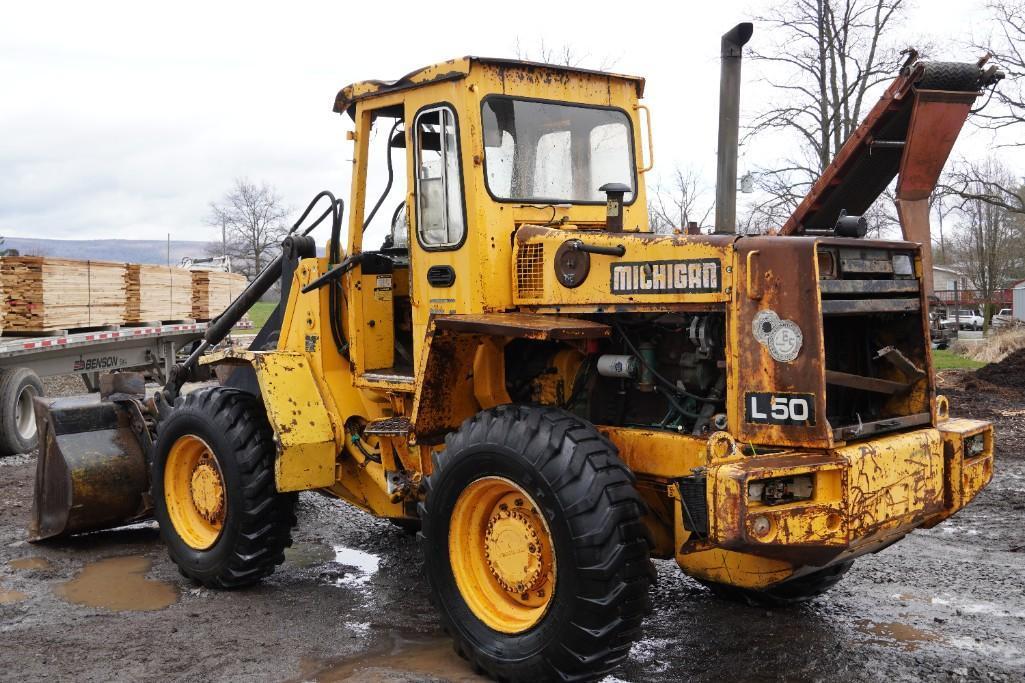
[512,37,619,71]
[743,0,908,227]
[947,158,1025,325]
[207,179,290,278]
[972,0,1025,144]
[648,166,714,234]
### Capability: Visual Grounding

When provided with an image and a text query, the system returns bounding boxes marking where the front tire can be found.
[152,387,296,588]
[421,405,654,682]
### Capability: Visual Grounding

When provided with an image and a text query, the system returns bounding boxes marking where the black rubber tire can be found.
[152,387,296,588]
[700,560,854,607]
[420,404,655,682]
[0,368,44,456]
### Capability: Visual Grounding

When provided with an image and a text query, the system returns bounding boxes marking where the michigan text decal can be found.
[610,259,721,295]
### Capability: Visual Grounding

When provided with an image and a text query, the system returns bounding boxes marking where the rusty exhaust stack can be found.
[714,22,753,234]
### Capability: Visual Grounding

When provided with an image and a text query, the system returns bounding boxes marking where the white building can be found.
[931,265,968,293]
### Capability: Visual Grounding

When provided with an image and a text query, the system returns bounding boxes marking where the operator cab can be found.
[333,57,651,389]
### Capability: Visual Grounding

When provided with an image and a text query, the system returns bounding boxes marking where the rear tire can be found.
[152,387,296,588]
[421,405,654,682]
[0,368,44,455]
[700,561,853,607]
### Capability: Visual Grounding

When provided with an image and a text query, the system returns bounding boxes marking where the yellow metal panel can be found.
[512,226,734,307]
[675,548,794,589]
[603,427,708,478]
[359,272,395,370]
[835,429,945,539]
[250,352,337,492]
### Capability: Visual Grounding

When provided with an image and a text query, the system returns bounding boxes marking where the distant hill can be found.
[0,237,215,265]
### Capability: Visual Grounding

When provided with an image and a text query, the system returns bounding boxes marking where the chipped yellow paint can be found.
[676,548,794,589]
[513,226,734,307]
[200,58,995,596]
[252,351,336,492]
[605,427,709,478]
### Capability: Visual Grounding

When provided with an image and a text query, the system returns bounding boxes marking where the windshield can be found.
[481,97,635,204]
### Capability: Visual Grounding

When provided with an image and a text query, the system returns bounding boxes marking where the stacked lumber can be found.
[191,271,247,320]
[125,265,195,323]
[0,257,127,332]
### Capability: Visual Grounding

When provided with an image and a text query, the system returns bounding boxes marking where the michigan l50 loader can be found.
[29,24,1002,682]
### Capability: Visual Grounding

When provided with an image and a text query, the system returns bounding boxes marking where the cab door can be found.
[408,104,469,371]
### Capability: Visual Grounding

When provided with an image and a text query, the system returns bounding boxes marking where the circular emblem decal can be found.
[767,320,803,363]
[751,310,780,344]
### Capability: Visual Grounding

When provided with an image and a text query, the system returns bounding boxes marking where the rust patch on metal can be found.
[433,312,610,341]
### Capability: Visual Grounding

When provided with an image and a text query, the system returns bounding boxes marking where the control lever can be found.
[570,240,626,257]
[301,253,368,294]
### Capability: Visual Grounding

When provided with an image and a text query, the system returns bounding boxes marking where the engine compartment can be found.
[505,313,729,436]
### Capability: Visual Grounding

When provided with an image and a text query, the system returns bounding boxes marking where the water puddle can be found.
[857,620,940,651]
[327,546,380,587]
[56,555,177,611]
[298,634,486,682]
[10,557,51,571]
[0,586,27,604]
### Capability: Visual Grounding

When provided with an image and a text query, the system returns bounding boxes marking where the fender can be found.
[203,349,336,491]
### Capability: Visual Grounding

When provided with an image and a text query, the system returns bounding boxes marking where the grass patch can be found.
[232,300,276,333]
[934,348,986,370]
[247,301,276,328]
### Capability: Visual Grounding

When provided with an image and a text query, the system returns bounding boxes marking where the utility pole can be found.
[221,217,227,258]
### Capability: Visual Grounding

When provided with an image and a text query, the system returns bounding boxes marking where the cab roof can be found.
[333,56,646,117]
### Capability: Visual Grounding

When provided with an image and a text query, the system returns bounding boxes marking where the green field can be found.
[234,301,276,333]
[933,349,985,370]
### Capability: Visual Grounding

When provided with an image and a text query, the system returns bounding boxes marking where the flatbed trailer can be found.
[0,323,206,455]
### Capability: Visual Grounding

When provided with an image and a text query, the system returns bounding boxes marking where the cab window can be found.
[414,106,465,248]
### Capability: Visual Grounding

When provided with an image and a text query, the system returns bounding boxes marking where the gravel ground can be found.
[0,373,1022,682]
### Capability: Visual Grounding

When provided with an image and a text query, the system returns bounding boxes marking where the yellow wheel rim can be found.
[449,476,556,634]
[164,434,226,550]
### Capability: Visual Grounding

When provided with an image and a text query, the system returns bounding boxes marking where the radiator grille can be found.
[516,243,544,299]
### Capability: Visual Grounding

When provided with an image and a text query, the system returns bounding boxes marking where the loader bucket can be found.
[29,396,150,542]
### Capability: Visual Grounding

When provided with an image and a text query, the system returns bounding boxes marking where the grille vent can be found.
[516,242,544,299]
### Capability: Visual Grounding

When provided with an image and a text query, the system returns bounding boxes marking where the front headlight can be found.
[748,475,814,505]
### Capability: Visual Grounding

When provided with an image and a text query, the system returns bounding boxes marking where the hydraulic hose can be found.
[168,191,347,395]
[613,322,724,404]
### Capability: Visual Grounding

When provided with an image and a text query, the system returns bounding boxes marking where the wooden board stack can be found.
[125,265,195,323]
[192,271,247,320]
[0,257,128,332]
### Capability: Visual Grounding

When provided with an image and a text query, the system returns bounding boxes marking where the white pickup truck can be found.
[993,308,1020,328]
[941,309,985,331]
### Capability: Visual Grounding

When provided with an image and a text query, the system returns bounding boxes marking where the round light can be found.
[751,515,772,537]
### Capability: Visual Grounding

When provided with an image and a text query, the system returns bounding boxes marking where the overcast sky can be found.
[0,0,1014,246]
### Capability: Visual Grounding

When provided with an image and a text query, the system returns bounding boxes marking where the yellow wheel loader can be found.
[29,24,1003,682]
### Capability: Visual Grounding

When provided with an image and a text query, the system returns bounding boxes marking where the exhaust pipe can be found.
[714,22,754,234]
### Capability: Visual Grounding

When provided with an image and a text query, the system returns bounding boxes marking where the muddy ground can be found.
[0,373,1023,682]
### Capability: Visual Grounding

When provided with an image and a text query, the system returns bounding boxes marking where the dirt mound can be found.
[973,347,1025,391]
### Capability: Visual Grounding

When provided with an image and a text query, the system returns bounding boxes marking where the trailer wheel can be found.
[152,387,296,588]
[0,368,45,456]
[699,560,854,607]
[421,405,654,682]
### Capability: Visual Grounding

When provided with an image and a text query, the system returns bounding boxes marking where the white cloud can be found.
[0,0,1014,244]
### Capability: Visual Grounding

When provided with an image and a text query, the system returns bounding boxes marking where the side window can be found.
[415,106,465,248]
